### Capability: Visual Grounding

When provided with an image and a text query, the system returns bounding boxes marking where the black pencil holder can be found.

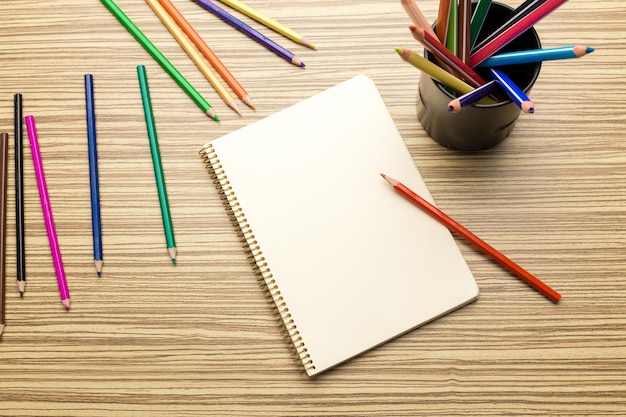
[417,2,542,151]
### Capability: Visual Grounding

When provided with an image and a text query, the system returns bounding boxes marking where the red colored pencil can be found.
[381,174,561,303]
[470,0,569,67]
[410,25,487,89]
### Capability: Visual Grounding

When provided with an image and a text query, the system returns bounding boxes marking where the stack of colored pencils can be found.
[101,0,316,117]
[396,0,593,113]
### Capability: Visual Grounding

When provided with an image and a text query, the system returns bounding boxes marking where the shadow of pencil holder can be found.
[417,1,542,151]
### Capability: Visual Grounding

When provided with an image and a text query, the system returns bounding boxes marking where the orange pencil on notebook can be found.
[381,173,561,303]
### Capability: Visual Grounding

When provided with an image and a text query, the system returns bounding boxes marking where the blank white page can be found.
[203,74,479,376]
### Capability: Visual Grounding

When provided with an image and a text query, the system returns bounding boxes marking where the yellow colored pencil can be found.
[216,0,316,49]
[146,0,242,115]
[395,47,495,104]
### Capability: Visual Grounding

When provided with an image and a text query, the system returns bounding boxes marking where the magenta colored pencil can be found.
[25,116,71,310]
[469,0,569,67]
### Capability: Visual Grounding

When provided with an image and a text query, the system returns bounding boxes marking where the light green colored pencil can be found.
[446,0,458,56]
[101,0,219,121]
[137,65,177,265]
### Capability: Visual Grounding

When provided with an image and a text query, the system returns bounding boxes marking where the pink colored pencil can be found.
[470,0,569,67]
[25,116,71,310]
[401,0,437,38]
[410,25,487,88]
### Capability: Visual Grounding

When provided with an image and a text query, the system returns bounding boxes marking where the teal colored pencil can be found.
[137,65,177,264]
[101,0,219,121]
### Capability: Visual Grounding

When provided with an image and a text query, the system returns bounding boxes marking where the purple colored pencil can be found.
[191,0,305,67]
[448,80,498,112]
[25,116,71,310]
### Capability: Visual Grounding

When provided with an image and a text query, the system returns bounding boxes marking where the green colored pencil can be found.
[137,65,177,264]
[470,0,492,48]
[446,0,458,56]
[101,0,219,121]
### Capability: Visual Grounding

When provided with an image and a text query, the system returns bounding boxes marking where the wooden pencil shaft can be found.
[14,94,25,291]
[156,0,252,105]
[387,176,560,303]
[100,0,217,118]
[0,133,7,330]
[137,66,176,254]
[85,74,103,269]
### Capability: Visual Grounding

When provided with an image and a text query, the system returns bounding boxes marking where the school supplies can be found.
[25,116,71,310]
[100,0,219,121]
[199,75,478,376]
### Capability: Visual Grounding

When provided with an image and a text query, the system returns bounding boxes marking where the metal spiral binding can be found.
[199,143,315,374]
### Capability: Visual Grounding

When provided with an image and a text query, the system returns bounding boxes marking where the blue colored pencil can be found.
[488,68,534,113]
[477,45,594,67]
[191,0,305,67]
[85,74,103,277]
[448,80,498,112]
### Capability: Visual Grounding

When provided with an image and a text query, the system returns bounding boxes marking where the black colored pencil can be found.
[14,94,25,297]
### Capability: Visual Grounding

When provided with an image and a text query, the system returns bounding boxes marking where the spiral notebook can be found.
[199,74,479,376]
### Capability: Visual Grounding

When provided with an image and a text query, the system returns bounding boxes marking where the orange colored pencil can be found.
[436,0,451,44]
[157,0,255,110]
[381,173,561,303]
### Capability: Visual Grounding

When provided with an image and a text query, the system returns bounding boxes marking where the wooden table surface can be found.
[0,0,624,415]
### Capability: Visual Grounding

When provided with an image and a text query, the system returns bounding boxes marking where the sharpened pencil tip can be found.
[19,291,24,298]
[207,108,220,121]
[169,247,177,265]
[62,299,71,311]
[586,47,594,53]
[228,100,242,116]
[242,96,256,111]
[299,37,317,50]
[291,56,305,67]
[521,101,535,114]
[380,174,399,187]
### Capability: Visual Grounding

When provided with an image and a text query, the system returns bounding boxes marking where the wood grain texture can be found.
[0,0,624,415]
